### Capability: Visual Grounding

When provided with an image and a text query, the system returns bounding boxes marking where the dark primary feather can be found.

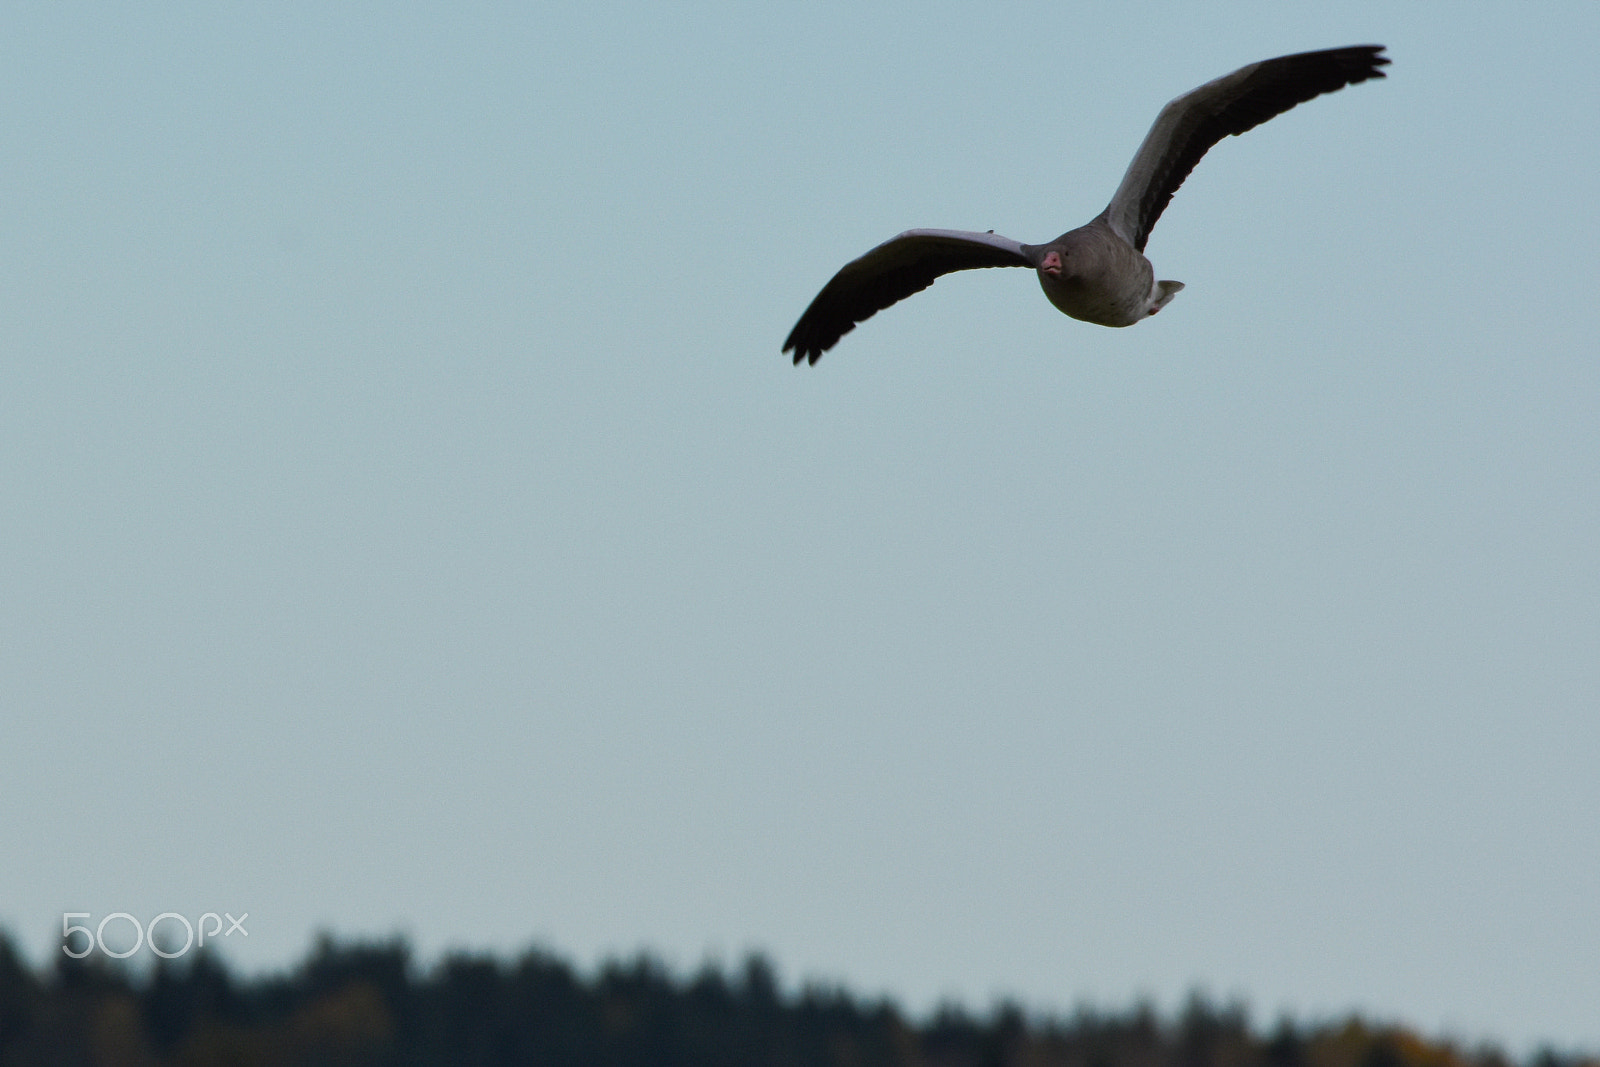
[1110,45,1389,252]
[782,230,1032,365]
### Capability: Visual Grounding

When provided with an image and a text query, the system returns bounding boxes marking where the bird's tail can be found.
[1148,280,1184,316]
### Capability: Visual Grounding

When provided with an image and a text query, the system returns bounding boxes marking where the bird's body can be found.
[1027,218,1173,327]
[782,46,1388,364]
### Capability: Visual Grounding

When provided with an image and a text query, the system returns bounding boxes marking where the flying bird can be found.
[782,45,1389,365]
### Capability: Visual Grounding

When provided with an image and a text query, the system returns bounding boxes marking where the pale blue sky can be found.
[3,1,1597,1054]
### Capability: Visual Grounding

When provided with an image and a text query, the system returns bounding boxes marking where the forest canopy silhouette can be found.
[0,929,1593,1067]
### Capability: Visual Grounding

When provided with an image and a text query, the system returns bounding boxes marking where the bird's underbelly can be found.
[1037,268,1153,328]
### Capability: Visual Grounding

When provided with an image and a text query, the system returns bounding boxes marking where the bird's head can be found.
[1038,248,1069,278]
[1034,232,1100,289]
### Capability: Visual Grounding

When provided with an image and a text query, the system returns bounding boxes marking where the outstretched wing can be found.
[782,229,1034,365]
[1102,45,1389,252]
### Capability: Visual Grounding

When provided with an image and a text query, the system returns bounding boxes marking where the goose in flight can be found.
[782,45,1388,365]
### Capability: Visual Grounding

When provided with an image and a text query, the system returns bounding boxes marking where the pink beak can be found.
[1040,250,1063,276]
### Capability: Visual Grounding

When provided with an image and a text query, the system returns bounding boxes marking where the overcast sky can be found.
[3,1,1597,1055]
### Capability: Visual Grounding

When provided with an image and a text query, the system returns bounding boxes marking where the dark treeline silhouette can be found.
[0,930,1593,1067]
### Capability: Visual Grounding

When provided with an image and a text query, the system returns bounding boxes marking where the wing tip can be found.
[1326,44,1390,84]
[781,333,833,366]
[1355,43,1391,78]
